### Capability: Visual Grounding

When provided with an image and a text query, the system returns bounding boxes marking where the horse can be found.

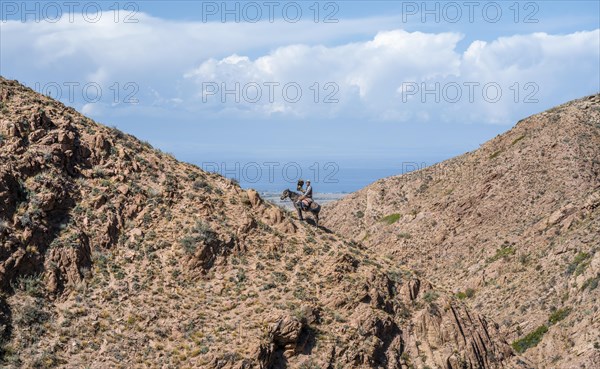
[280,189,321,227]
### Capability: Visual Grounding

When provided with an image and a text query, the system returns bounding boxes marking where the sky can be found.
[1,1,599,191]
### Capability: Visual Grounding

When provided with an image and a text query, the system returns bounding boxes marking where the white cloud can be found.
[1,13,598,125]
[1,12,399,79]
[186,29,600,123]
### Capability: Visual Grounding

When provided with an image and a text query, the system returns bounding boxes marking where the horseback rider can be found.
[297,180,313,210]
[281,182,321,227]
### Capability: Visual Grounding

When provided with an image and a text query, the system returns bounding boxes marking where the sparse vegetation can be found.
[380,213,401,225]
[511,307,571,354]
[511,134,526,145]
[581,273,600,291]
[180,221,218,254]
[487,243,516,263]
[549,307,571,324]
[489,150,503,159]
[512,325,548,353]
[12,274,44,298]
[193,179,212,192]
[423,291,439,303]
[566,252,591,276]
[456,288,475,300]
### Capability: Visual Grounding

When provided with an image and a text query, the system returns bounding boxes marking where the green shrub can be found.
[180,236,196,253]
[549,308,571,324]
[12,274,44,297]
[487,244,516,263]
[566,252,591,276]
[456,288,475,299]
[180,221,218,254]
[193,180,212,192]
[260,282,276,291]
[512,325,548,353]
[14,299,50,338]
[271,271,288,283]
[489,150,503,159]
[380,213,401,224]
[581,274,600,291]
[511,135,526,145]
[240,193,251,206]
[423,291,439,303]
[355,211,364,219]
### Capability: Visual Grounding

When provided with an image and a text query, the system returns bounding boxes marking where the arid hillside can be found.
[0,77,529,368]
[323,95,600,368]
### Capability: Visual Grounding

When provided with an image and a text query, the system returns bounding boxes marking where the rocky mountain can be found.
[323,94,600,368]
[0,77,528,368]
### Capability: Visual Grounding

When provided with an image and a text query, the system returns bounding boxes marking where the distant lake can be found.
[191,156,445,195]
[202,165,422,193]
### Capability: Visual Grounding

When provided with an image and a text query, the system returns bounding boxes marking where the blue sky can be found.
[1,1,599,190]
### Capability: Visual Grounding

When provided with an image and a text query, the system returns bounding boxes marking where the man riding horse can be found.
[280,179,321,227]
[297,179,313,210]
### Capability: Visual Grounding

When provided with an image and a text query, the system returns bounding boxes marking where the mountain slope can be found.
[0,77,526,368]
[323,94,600,368]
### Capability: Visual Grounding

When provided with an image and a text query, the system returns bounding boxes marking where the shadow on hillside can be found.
[304,218,333,233]
[270,325,317,368]
[0,297,12,359]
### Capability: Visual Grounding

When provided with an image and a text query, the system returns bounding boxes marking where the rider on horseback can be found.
[297,180,313,210]
[280,183,321,227]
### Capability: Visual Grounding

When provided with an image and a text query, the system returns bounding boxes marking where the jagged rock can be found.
[93,134,111,160]
[0,169,20,217]
[45,234,91,294]
[98,213,119,248]
[359,271,396,313]
[272,315,303,348]
[247,189,262,207]
[265,207,284,225]
[29,111,55,131]
[237,215,256,234]
[260,314,315,366]
[28,129,46,143]
[0,85,11,101]
[128,228,143,243]
[347,310,403,368]
[263,206,296,233]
